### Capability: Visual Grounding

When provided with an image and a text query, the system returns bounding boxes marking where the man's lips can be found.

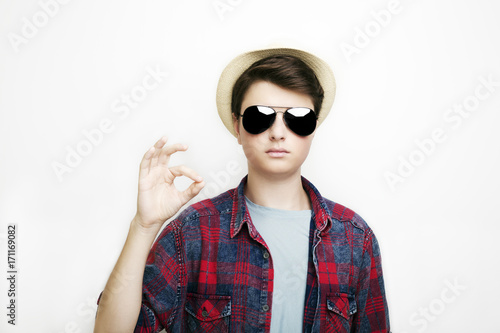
[266,148,289,157]
[266,148,289,153]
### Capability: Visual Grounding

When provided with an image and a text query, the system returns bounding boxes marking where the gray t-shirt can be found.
[245,196,311,332]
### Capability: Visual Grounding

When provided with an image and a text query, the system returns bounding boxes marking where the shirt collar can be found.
[230,175,332,238]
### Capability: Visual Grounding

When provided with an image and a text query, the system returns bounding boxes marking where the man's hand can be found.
[135,136,205,229]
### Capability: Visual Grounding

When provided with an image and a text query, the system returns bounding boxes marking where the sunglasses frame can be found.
[240,105,318,136]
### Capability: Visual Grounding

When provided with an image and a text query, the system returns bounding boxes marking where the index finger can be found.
[157,143,189,168]
[169,165,203,183]
[140,136,168,173]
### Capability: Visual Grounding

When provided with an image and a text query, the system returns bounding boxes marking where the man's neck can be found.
[243,169,312,211]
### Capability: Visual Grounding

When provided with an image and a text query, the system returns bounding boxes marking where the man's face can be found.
[233,80,317,179]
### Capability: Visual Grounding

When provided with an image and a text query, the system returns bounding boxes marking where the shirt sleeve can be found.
[94,221,182,333]
[352,230,390,332]
[134,221,183,332]
[95,276,165,333]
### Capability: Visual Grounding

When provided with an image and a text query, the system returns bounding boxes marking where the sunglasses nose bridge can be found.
[268,110,288,138]
[269,109,285,126]
[274,110,285,119]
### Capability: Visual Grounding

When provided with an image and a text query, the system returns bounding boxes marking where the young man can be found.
[94,46,390,332]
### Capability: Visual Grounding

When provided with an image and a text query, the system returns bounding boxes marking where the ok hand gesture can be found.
[134,136,205,229]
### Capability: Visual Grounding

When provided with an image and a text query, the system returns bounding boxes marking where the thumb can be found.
[180,180,205,204]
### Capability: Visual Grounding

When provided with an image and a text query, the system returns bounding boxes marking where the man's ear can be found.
[232,113,242,145]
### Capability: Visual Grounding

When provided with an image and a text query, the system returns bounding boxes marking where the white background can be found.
[1,0,499,332]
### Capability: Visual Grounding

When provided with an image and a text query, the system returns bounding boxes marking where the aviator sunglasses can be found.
[241,105,317,136]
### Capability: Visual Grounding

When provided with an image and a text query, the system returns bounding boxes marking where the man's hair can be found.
[231,55,324,119]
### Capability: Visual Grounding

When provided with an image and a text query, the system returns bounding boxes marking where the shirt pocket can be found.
[326,292,357,332]
[185,293,231,333]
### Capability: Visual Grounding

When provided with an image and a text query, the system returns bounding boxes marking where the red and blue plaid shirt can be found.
[98,175,390,332]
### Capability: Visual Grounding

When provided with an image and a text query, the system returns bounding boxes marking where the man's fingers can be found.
[150,136,169,169]
[169,165,203,183]
[169,165,205,202]
[139,136,193,183]
[140,136,167,174]
[158,143,188,168]
[139,146,155,175]
[182,180,205,202]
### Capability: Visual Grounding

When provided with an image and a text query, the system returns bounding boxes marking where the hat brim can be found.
[216,47,336,137]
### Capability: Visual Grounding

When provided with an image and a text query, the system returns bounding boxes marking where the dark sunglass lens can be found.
[284,108,317,136]
[242,106,275,134]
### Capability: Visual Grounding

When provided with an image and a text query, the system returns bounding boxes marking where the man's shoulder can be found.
[156,188,236,242]
[321,196,371,233]
[175,187,236,224]
[303,176,372,233]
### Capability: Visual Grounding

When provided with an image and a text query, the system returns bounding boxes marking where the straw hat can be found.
[216,45,336,137]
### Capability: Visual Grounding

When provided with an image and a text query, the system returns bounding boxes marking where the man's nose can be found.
[268,112,287,140]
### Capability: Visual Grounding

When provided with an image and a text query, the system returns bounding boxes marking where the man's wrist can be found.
[130,215,162,238]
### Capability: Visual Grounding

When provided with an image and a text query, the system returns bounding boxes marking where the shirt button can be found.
[202,310,208,317]
[262,304,269,312]
[263,251,269,259]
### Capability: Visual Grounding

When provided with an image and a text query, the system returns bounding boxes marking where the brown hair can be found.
[231,55,324,119]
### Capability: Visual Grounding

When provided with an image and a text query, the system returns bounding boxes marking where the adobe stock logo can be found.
[212,0,244,21]
[198,158,244,200]
[7,0,73,53]
[384,74,499,191]
[52,65,168,182]
[405,278,466,333]
[340,0,403,64]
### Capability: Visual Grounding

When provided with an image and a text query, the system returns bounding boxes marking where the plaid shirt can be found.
[98,175,390,332]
